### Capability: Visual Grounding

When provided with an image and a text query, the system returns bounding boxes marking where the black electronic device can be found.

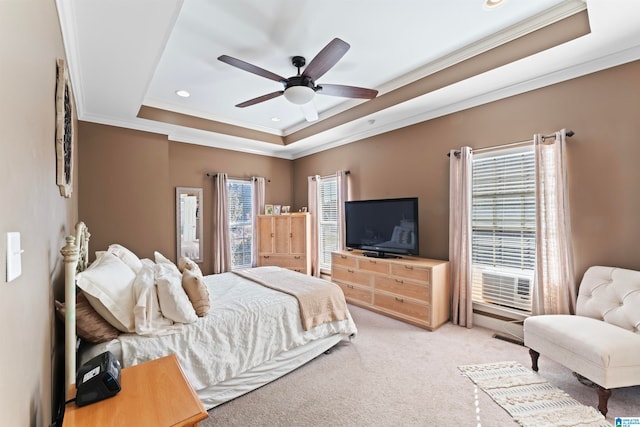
[345,197,419,258]
[75,351,121,407]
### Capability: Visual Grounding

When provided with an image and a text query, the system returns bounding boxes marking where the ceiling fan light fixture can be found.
[284,86,315,105]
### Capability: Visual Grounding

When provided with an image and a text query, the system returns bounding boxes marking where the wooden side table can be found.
[63,354,208,427]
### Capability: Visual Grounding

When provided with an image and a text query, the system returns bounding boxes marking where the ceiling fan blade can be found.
[302,38,350,81]
[317,84,378,99]
[218,55,286,83]
[301,102,318,122]
[235,91,284,108]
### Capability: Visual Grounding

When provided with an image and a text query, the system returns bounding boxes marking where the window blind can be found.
[227,179,253,269]
[471,148,535,312]
[318,176,338,271]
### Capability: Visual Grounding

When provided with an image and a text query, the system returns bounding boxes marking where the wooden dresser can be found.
[257,212,311,274]
[331,250,450,330]
[63,354,207,427]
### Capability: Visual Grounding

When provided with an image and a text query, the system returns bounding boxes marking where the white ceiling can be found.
[56,0,640,159]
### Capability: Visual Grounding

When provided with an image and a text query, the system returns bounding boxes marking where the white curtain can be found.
[533,129,576,315]
[308,175,320,277]
[251,176,266,267]
[212,173,231,273]
[336,170,350,251]
[449,147,473,328]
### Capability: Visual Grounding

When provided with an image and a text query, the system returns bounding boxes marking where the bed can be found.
[60,222,357,410]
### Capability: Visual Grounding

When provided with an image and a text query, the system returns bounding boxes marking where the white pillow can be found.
[76,252,136,332]
[132,263,176,335]
[155,262,197,324]
[108,244,143,273]
[154,251,180,273]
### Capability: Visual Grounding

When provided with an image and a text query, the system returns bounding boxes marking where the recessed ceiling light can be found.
[175,90,190,98]
[484,0,506,9]
[271,117,281,122]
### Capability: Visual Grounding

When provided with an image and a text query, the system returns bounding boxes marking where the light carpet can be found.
[458,361,612,427]
[203,306,638,426]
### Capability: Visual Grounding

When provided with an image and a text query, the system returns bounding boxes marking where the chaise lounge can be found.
[523,266,640,415]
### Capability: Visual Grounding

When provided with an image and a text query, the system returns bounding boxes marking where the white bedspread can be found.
[117,271,357,392]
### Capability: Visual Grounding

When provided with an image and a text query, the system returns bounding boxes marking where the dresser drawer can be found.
[332,266,374,287]
[332,252,357,269]
[375,276,431,302]
[258,254,306,269]
[336,282,373,305]
[390,263,431,283]
[357,258,389,275]
[374,293,431,324]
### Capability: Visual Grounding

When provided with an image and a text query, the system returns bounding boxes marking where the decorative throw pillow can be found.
[55,292,120,343]
[182,269,210,317]
[76,251,137,332]
[108,243,143,273]
[155,261,198,324]
[178,256,203,277]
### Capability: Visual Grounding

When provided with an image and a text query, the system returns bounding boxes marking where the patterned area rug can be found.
[458,361,612,427]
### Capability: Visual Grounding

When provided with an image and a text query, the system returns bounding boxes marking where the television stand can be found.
[362,251,400,259]
[331,250,451,331]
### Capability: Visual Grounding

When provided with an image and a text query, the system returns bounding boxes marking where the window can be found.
[227,179,253,269]
[318,175,338,271]
[471,146,535,313]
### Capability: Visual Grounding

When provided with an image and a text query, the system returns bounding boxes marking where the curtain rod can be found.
[311,170,351,181]
[447,130,574,157]
[206,173,270,183]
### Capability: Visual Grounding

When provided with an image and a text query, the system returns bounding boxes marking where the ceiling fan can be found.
[218,38,378,122]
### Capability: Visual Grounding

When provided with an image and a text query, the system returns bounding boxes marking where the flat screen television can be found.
[344,197,419,258]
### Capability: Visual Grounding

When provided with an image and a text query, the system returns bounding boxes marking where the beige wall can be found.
[80,60,640,284]
[294,60,640,281]
[78,123,293,274]
[0,2,78,426]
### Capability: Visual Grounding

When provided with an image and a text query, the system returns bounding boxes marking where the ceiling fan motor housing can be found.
[285,75,315,91]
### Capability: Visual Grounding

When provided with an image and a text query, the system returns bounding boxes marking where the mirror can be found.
[176,187,203,263]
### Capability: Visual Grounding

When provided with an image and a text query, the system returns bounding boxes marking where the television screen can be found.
[344,197,419,258]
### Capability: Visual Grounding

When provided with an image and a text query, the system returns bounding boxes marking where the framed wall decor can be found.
[55,58,75,198]
[264,204,274,215]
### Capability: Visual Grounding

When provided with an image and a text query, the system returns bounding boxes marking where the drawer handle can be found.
[395,279,404,284]
[340,255,347,259]
[271,233,274,237]
[347,268,354,273]
[263,255,270,259]
[395,297,404,302]
[369,260,376,264]
[404,265,414,270]
[294,256,301,259]
[346,284,354,289]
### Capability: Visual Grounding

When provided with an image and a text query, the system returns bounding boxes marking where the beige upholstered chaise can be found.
[523,266,640,416]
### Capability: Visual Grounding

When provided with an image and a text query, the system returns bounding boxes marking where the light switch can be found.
[6,232,22,282]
